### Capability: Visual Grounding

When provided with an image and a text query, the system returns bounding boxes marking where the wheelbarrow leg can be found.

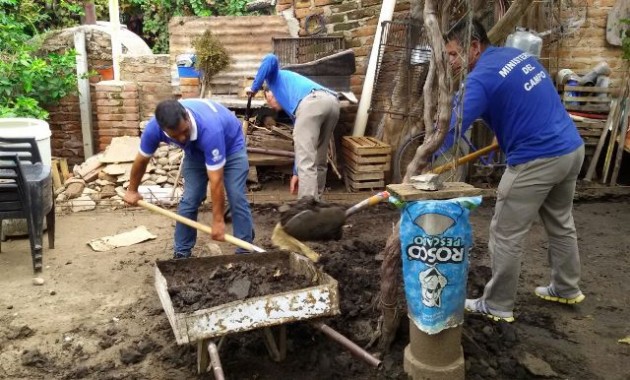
[262,325,287,362]
[197,339,210,374]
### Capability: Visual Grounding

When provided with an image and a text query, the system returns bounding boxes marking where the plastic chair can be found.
[0,137,55,274]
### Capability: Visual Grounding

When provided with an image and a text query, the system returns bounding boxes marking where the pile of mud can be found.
[160,258,314,313]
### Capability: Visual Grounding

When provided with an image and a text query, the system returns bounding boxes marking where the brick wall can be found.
[94,81,140,152]
[47,95,89,166]
[543,0,626,84]
[120,55,174,121]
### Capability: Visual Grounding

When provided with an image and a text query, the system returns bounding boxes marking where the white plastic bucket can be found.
[0,117,52,164]
[0,117,52,238]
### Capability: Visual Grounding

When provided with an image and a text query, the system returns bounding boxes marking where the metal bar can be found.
[263,327,282,362]
[311,322,382,369]
[208,342,225,380]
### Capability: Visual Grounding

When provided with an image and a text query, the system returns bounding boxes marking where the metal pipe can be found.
[208,342,225,380]
[311,322,382,369]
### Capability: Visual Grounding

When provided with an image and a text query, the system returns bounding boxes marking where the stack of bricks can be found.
[94,81,140,152]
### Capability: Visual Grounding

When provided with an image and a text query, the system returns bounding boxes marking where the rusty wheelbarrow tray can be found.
[154,251,340,346]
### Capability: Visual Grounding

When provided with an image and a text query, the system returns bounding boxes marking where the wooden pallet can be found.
[562,85,617,113]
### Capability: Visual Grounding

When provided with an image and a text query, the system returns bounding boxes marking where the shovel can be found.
[137,200,265,253]
[280,191,390,241]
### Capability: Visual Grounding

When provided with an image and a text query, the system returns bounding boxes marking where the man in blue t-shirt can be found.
[442,21,585,322]
[123,99,254,258]
[246,54,340,200]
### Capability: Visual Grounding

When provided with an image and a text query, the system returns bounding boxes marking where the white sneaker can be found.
[465,298,515,323]
[534,286,585,304]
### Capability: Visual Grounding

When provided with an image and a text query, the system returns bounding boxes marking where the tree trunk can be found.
[402,0,451,183]
[487,0,535,44]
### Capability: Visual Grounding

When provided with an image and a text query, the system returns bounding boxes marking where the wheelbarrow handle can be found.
[137,200,266,253]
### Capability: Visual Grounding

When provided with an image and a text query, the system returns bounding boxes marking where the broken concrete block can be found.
[100,136,140,164]
[95,179,115,186]
[157,157,168,166]
[98,171,119,182]
[410,173,443,191]
[70,195,96,212]
[64,182,85,199]
[100,185,117,199]
[64,177,86,186]
[155,175,168,184]
[76,155,104,178]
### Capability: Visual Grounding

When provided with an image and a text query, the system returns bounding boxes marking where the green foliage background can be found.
[0,0,255,118]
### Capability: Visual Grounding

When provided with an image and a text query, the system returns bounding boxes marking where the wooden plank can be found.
[611,102,629,185]
[565,104,610,113]
[346,160,389,172]
[59,158,70,180]
[342,150,390,164]
[248,153,294,167]
[51,160,63,190]
[563,95,613,103]
[349,179,385,190]
[346,168,384,181]
[563,85,617,94]
[341,136,391,155]
[387,182,486,201]
[585,99,620,181]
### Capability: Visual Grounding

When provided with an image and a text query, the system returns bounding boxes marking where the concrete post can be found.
[404,323,465,379]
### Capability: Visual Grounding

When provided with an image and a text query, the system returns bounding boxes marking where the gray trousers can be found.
[293,90,340,199]
[483,145,585,312]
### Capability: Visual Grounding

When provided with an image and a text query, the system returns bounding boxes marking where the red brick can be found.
[97,114,124,121]
[96,99,123,107]
[276,3,292,12]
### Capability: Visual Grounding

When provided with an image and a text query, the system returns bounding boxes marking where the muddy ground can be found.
[0,195,629,379]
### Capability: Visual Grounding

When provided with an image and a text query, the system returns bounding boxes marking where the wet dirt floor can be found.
[0,194,629,379]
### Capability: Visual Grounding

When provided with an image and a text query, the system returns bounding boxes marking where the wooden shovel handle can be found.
[137,200,265,253]
[430,142,500,175]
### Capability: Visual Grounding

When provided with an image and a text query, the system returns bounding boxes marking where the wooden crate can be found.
[341,136,390,191]
[562,85,617,113]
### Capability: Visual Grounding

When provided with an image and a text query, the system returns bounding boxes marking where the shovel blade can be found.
[281,207,346,241]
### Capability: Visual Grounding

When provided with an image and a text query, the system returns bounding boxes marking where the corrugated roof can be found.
[169,16,291,96]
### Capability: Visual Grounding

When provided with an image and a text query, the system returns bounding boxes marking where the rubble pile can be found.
[56,137,183,212]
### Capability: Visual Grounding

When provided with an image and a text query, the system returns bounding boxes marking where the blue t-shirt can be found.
[441,46,583,166]
[251,54,331,119]
[139,99,244,171]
